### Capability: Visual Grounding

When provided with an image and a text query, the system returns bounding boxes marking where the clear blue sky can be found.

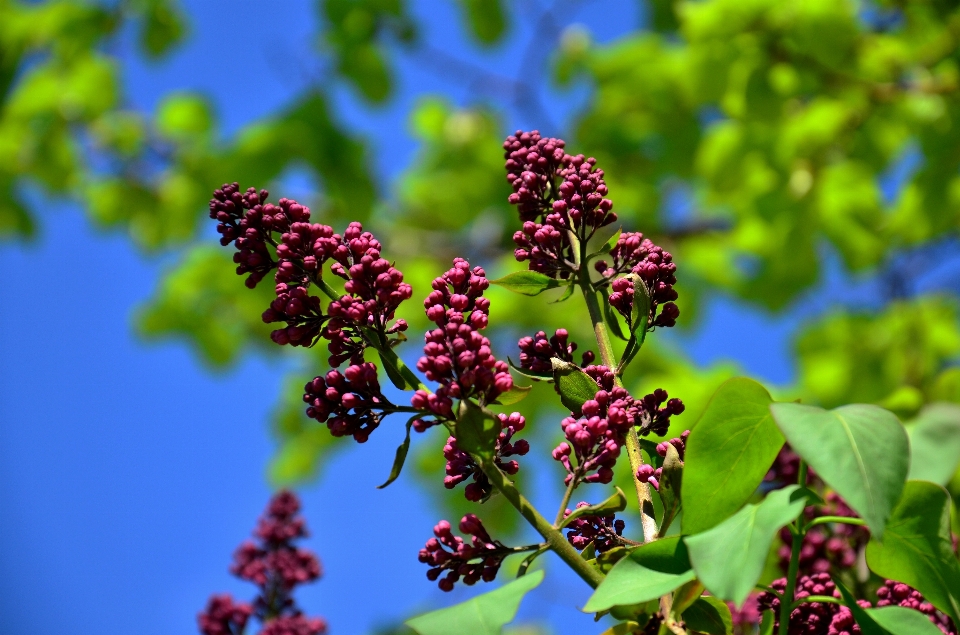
[0,2,938,635]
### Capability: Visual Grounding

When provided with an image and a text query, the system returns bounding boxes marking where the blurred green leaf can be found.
[907,403,960,486]
[682,596,733,635]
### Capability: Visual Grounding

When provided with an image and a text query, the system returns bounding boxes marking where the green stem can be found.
[480,457,605,588]
[806,516,866,529]
[574,234,659,542]
[779,460,808,635]
[554,477,578,526]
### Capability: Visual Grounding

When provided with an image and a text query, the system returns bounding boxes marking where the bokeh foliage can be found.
[4,0,960,535]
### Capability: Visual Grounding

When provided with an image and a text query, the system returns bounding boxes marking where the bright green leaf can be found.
[907,403,960,486]
[865,480,960,623]
[559,487,627,529]
[866,606,945,635]
[769,403,909,538]
[682,596,733,635]
[455,400,501,462]
[583,536,695,612]
[490,271,563,296]
[551,358,599,414]
[657,442,683,536]
[495,384,532,406]
[406,569,544,635]
[835,580,888,635]
[685,485,807,606]
[683,378,784,535]
[377,416,418,489]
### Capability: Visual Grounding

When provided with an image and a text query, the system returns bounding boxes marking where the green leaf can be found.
[379,348,409,390]
[507,357,553,382]
[516,546,548,577]
[683,378,784,535]
[685,485,807,606]
[907,403,960,485]
[455,400,501,462]
[490,271,563,296]
[657,443,683,536]
[769,403,909,539]
[835,580,889,635]
[682,596,734,635]
[583,536,695,612]
[628,273,651,337]
[865,606,945,635]
[550,282,577,304]
[377,416,418,489]
[598,622,642,635]
[405,569,544,635]
[759,611,775,635]
[559,487,627,529]
[603,228,622,254]
[495,384,532,406]
[865,480,960,624]
[552,359,599,415]
[602,288,628,341]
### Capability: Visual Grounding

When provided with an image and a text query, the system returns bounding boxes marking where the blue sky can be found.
[1,2,951,635]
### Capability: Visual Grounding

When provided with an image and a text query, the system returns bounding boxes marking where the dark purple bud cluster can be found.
[211,184,411,364]
[258,616,328,635]
[504,131,568,221]
[876,580,957,634]
[552,385,640,486]
[563,502,625,553]
[635,430,690,491]
[504,131,617,279]
[412,258,512,418]
[418,514,511,591]
[727,595,761,634]
[635,388,685,437]
[554,154,617,234]
[517,329,595,373]
[443,412,530,501]
[777,492,867,576]
[757,574,865,635]
[303,362,391,443]
[603,239,679,330]
[766,445,818,487]
[513,217,574,278]
[199,491,326,635]
[198,595,253,635]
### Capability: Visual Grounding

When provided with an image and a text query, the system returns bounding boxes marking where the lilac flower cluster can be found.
[757,574,865,635]
[517,329,595,374]
[418,514,512,591]
[211,184,411,363]
[552,384,640,486]
[412,258,512,418]
[199,491,326,635]
[635,430,690,491]
[777,492,868,575]
[563,502,626,553]
[602,234,679,330]
[443,412,530,501]
[504,131,617,279]
[635,388,686,437]
[198,595,253,635]
[303,362,391,443]
[876,580,957,634]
